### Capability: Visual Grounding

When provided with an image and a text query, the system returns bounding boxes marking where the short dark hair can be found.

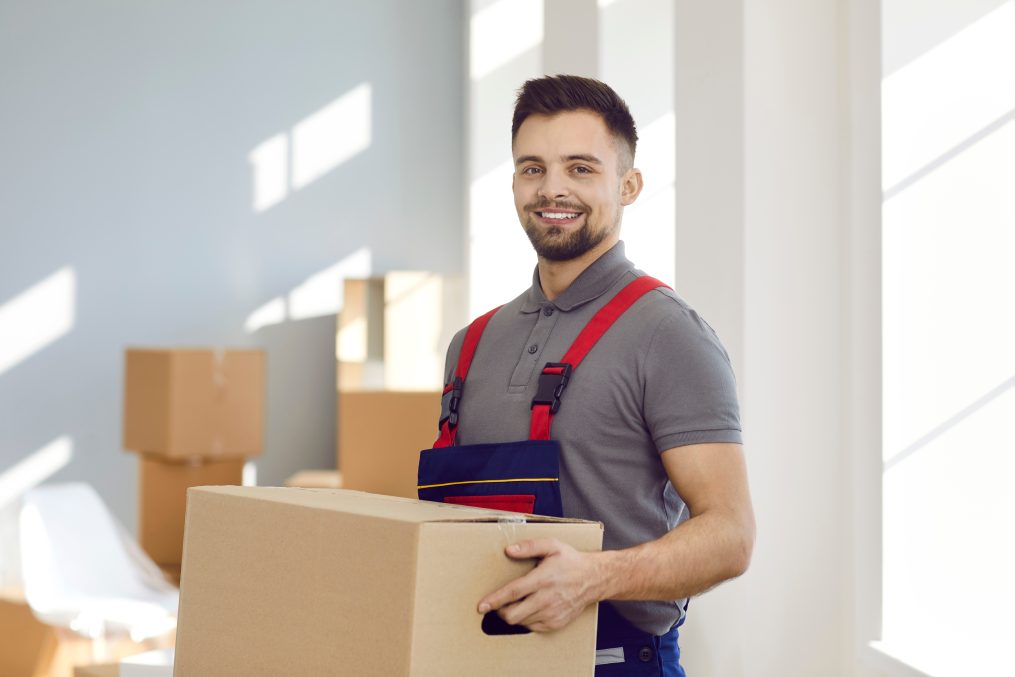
[511,75,638,167]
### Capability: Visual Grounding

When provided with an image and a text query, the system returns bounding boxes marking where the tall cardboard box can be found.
[138,456,245,565]
[123,349,265,460]
[336,273,465,391]
[175,487,602,677]
[337,391,439,499]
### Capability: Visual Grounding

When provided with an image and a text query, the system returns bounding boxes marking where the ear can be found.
[620,168,644,206]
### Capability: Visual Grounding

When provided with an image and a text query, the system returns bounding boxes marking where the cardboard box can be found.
[175,487,602,677]
[73,666,118,677]
[336,273,465,391]
[123,349,265,460]
[0,590,55,677]
[0,589,172,677]
[283,470,342,489]
[337,391,439,499]
[138,456,244,565]
[157,564,181,587]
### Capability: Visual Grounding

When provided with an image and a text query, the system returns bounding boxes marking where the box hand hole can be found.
[481,610,532,636]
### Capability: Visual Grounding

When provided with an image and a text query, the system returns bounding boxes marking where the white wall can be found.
[0,1,464,532]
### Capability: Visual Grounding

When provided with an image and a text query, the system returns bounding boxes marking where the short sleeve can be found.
[641,306,743,452]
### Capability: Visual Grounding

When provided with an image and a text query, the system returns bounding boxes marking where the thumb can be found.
[505,538,560,560]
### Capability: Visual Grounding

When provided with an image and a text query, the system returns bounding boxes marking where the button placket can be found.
[507,307,560,389]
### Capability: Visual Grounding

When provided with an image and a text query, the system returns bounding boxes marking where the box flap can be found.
[189,486,601,526]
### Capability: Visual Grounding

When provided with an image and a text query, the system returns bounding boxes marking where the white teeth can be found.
[541,212,578,220]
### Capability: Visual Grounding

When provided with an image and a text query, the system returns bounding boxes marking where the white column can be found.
[843,0,883,673]
[671,2,749,675]
[544,0,599,77]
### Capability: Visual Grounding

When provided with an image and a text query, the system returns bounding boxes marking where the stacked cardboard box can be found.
[336,274,463,499]
[175,487,602,676]
[122,349,265,574]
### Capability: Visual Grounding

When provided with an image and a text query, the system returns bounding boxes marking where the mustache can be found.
[526,198,586,213]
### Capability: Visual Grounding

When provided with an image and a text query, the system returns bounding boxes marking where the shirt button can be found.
[638,646,654,662]
[543,306,554,316]
[527,344,538,354]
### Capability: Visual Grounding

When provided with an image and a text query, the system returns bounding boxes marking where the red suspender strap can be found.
[433,305,502,447]
[529,276,669,441]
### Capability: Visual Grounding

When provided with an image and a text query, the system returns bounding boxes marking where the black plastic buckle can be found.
[447,376,464,427]
[531,362,572,414]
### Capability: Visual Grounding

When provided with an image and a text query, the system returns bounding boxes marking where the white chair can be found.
[19,482,179,646]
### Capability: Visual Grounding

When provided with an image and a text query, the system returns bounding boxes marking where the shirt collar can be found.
[520,241,634,313]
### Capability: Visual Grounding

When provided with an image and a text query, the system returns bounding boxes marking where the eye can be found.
[572,165,592,175]
[521,166,543,176]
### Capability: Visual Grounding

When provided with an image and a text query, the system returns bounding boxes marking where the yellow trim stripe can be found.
[417,477,560,490]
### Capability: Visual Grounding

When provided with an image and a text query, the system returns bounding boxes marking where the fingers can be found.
[478,569,541,614]
[497,596,539,627]
[498,593,568,632]
[478,540,560,612]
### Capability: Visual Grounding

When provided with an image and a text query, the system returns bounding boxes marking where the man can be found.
[419,75,754,676]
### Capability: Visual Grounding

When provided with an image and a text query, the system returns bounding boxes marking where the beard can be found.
[522,200,617,262]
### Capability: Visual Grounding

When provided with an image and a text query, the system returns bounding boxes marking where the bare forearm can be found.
[592,509,754,602]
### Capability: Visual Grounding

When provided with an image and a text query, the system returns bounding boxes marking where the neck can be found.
[537,235,619,301]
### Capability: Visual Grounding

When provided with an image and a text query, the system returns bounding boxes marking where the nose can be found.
[537,167,569,201]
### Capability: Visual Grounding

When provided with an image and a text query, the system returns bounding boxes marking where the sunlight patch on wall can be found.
[243,297,286,333]
[882,1,1015,192]
[883,121,1015,456]
[288,248,373,321]
[0,268,76,377]
[470,0,544,80]
[0,436,74,509]
[292,84,372,190]
[249,84,372,213]
[243,248,373,332]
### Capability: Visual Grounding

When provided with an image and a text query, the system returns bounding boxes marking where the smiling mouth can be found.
[535,210,582,223]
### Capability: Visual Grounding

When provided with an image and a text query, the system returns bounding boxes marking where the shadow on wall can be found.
[0,0,465,532]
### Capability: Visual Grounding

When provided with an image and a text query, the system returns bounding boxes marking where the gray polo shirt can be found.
[440,241,742,635]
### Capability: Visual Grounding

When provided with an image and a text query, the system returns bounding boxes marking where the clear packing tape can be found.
[496,514,527,552]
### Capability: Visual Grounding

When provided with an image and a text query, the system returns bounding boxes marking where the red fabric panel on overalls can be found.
[444,494,536,513]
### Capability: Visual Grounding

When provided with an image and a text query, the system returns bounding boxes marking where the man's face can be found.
[512,110,640,262]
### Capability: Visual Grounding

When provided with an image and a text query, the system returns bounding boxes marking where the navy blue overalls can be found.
[418,276,686,677]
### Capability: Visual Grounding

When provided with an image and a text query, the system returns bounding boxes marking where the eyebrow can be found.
[514,154,604,166]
